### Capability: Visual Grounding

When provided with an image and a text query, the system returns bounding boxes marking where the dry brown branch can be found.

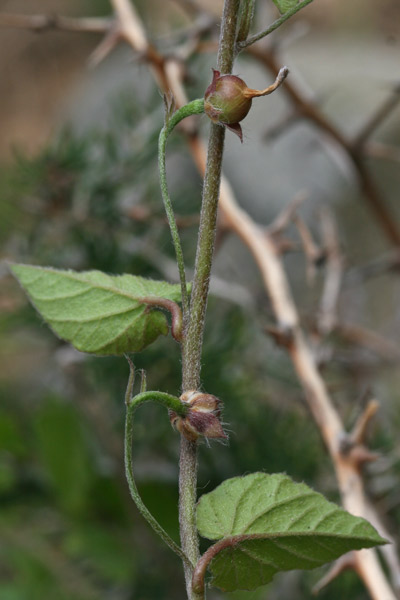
[126,204,200,228]
[317,208,342,335]
[345,251,400,285]
[312,553,355,595]
[0,13,110,33]
[352,83,400,152]
[293,213,321,283]
[266,192,306,235]
[246,45,400,248]
[350,399,379,445]
[336,323,400,363]
[263,110,299,140]
[88,26,120,68]
[366,142,400,164]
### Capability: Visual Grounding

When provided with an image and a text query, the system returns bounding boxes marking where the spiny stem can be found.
[158,98,205,322]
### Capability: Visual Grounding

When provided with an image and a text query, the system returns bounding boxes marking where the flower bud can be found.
[204,70,252,127]
[204,66,289,142]
[170,390,227,442]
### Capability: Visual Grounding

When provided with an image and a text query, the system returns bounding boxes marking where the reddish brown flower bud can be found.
[170,391,227,442]
[204,66,289,143]
[205,70,252,126]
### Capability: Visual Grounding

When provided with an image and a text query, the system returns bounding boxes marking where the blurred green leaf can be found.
[11,264,186,355]
[34,398,94,514]
[197,472,386,592]
[64,525,133,583]
[0,411,26,456]
[0,458,17,493]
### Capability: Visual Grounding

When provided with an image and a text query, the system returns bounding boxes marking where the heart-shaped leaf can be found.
[11,264,186,355]
[272,0,298,14]
[196,473,386,592]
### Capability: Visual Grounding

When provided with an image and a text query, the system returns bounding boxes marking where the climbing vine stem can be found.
[158,98,205,323]
[124,358,192,568]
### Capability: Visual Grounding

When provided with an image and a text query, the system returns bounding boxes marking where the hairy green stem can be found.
[236,0,256,44]
[159,98,205,322]
[237,0,315,50]
[179,2,241,599]
[181,124,225,391]
[124,362,191,568]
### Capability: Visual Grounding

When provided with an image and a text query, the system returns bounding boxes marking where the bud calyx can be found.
[204,66,289,142]
[170,391,227,442]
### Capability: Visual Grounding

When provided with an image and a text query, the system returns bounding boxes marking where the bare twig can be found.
[336,323,400,363]
[344,251,400,285]
[263,109,299,140]
[350,399,379,446]
[246,46,400,247]
[88,26,120,67]
[312,553,355,595]
[352,83,400,152]
[366,142,400,164]
[293,213,321,283]
[267,191,306,235]
[317,208,343,335]
[0,12,110,33]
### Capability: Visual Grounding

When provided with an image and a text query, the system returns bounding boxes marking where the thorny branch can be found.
[2,2,400,598]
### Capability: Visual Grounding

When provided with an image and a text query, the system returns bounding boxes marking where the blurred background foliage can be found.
[1,0,400,599]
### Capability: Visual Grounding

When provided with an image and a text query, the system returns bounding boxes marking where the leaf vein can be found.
[243,491,315,533]
[46,306,142,323]
[286,505,316,531]
[238,542,280,570]
[231,474,264,533]
[270,538,319,565]
[313,507,339,531]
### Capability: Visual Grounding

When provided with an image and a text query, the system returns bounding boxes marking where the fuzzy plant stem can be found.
[159,99,205,322]
[179,1,241,599]
[124,362,191,569]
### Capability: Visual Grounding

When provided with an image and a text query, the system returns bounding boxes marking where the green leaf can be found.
[196,473,386,592]
[10,264,186,355]
[271,0,298,14]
